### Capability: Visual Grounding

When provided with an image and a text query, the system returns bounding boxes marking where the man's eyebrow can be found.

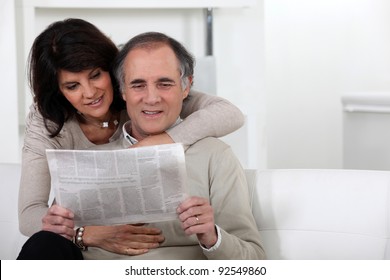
[129,79,146,84]
[156,77,175,83]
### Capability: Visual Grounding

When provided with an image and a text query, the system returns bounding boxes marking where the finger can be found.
[177,196,206,213]
[42,224,75,239]
[121,230,165,244]
[125,225,162,235]
[122,247,149,256]
[181,215,203,231]
[178,207,201,222]
[126,240,161,249]
[48,205,74,219]
[181,211,214,230]
[42,214,75,229]
[178,203,212,222]
[182,217,215,236]
[183,223,206,235]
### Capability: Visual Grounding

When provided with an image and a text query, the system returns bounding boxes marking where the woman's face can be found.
[58,68,114,121]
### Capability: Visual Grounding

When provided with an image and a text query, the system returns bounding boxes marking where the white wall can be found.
[0,0,19,163]
[265,0,390,169]
[10,0,390,170]
[6,0,265,169]
[216,2,266,169]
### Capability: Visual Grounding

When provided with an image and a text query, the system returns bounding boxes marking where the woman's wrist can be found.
[81,225,108,249]
[81,225,96,248]
[73,226,88,250]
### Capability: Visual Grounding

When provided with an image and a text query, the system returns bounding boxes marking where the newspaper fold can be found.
[46,143,188,226]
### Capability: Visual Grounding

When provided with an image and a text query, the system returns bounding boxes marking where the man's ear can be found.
[183,76,193,99]
[122,92,127,101]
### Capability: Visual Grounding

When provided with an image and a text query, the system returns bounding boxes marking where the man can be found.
[111,32,265,259]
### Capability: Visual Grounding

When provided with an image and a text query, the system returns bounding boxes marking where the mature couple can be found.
[18,18,264,260]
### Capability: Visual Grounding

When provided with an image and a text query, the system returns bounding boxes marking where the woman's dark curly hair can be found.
[28,18,125,137]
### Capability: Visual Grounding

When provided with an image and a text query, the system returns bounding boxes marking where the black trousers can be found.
[17,231,83,260]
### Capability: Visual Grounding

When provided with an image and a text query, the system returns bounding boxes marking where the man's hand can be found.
[177,196,218,248]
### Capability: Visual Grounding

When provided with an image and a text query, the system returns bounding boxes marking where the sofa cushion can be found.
[0,163,28,259]
[255,169,390,259]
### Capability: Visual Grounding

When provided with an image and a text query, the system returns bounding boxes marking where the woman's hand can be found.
[130,132,173,148]
[177,196,218,249]
[83,224,165,256]
[41,204,75,240]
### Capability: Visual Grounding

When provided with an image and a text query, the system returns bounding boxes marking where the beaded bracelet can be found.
[74,227,88,251]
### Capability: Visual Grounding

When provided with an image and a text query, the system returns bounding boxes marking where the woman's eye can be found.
[91,71,101,79]
[65,84,78,91]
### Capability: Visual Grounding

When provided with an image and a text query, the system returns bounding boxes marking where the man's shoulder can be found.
[185,137,242,175]
[187,137,230,154]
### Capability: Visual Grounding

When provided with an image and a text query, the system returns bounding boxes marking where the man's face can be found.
[122,44,191,140]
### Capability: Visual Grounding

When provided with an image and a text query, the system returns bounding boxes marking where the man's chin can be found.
[143,128,166,136]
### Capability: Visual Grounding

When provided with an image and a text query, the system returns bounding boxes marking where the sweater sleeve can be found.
[166,90,244,146]
[18,105,65,236]
[202,143,265,260]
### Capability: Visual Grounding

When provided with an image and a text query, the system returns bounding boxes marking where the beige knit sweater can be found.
[82,137,265,260]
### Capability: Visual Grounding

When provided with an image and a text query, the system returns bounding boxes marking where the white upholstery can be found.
[247,169,390,260]
[0,163,28,260]
[1,163,389,259]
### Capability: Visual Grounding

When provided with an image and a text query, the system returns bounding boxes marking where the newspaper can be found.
[46,143,188,226]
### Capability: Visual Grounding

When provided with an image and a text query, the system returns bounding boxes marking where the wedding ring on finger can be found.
[195,215,200,224]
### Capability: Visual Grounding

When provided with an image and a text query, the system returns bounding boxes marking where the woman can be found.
[18,18,244,259]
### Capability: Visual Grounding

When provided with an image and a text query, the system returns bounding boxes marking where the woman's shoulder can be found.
[25,104,49,135]
[24,104,81,149]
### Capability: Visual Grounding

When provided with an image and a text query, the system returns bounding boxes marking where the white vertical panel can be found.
[0,0,19,163]
[342,91,390,170]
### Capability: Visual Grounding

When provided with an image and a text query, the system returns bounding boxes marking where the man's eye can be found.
[131,84,146,91]
[157,83,174,89]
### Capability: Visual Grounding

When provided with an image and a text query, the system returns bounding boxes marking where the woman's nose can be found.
[83,83,97,98]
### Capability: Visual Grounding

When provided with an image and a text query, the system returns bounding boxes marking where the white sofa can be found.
[248,169,390,259]
[1,163,389,259]
[0,163,28,259]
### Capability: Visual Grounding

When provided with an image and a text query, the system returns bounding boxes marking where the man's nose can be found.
[144,87,161,104]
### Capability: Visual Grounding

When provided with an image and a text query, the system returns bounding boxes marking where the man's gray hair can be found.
[113,32,195,93]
